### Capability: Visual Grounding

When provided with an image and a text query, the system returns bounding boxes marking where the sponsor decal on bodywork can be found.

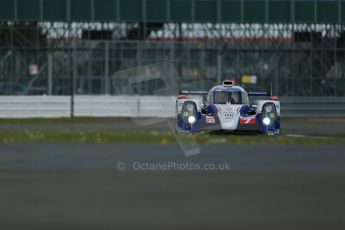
[206,116,215,124]
[216,106,236,120]
[240,117,256,124]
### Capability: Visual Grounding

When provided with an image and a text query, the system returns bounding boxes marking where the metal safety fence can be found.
[1,23,345,97]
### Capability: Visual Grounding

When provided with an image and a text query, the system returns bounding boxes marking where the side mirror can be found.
[206,104,218,116]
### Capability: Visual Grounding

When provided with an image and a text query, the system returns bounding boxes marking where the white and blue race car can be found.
[176,80,280,135]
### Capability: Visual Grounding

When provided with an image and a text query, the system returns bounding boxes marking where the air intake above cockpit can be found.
[223,80,233,87]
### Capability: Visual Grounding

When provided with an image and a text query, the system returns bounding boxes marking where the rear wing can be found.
[247,91,279,101]
[247,91,270,96]
[179,90,208,95]
[177,90,208,104]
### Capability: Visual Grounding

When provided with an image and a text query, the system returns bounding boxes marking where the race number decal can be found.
[206,116,215,124]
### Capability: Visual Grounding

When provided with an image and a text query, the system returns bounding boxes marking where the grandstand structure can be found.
[0,0,345,96]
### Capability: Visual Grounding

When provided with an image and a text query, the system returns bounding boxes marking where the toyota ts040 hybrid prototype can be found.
[176,80,280,135]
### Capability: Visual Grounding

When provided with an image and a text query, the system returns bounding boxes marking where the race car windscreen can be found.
[213,91,242,104]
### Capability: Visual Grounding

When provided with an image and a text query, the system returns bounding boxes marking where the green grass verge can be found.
[0,130,344,145]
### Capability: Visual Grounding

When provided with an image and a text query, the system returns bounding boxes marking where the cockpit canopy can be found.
[208,89,249,105]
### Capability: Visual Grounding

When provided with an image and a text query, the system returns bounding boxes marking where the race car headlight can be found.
[263,117,270,126]
[262,103,277,127]
[181,101,197,124]
[188,115,196,124]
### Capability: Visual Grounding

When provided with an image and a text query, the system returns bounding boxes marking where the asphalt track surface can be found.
[1,118,345,230]
[1,144,345,172]
[1,143,345,230]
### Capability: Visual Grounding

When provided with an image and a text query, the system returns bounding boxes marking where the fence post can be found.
[217,53,222,84]
[47,52,53,95]
[137,95,140,117]
[105,41,110,94]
